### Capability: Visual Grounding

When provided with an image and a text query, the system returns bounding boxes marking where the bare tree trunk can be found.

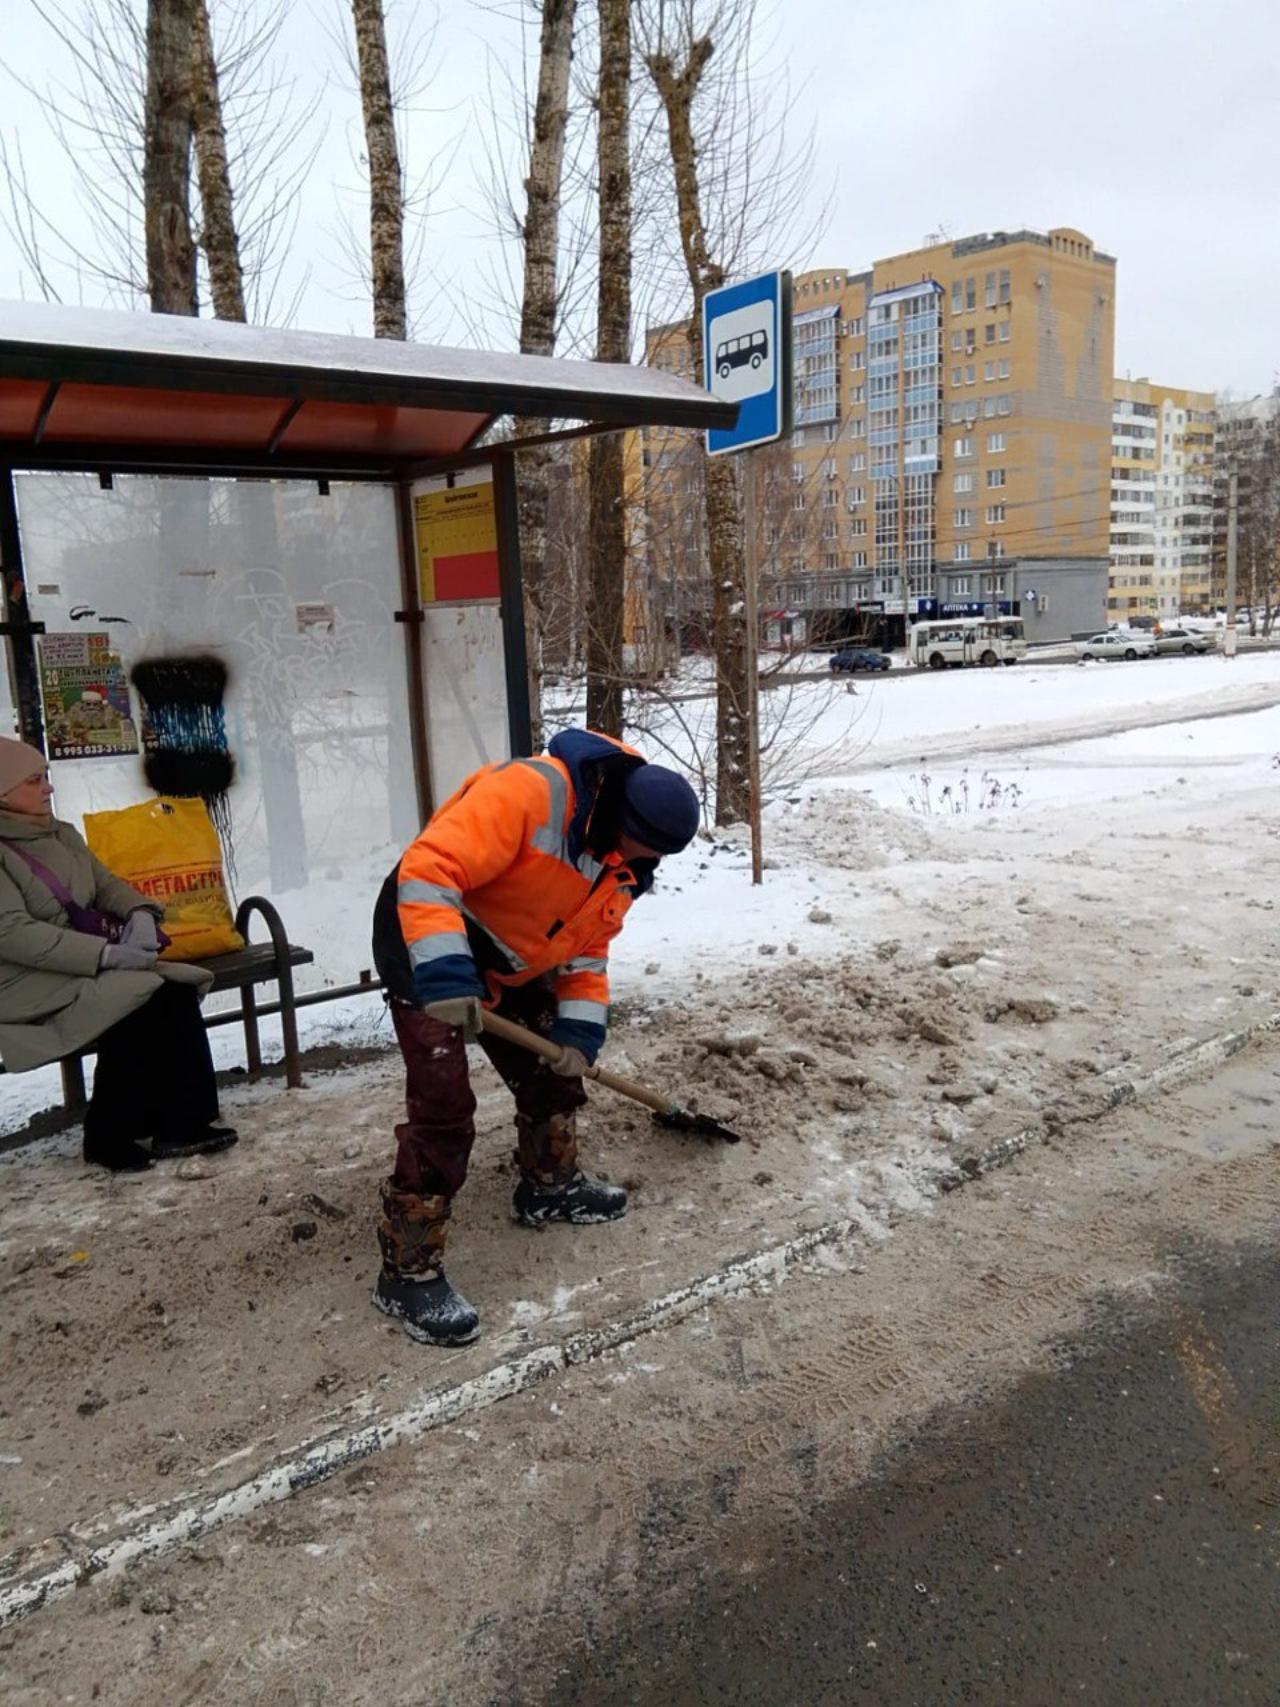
[351,0,407,339]
[144,0,197,314]
[647,40,750,824]
[516,0,578,748]
[191,0,246,321]
[585,0,632,738]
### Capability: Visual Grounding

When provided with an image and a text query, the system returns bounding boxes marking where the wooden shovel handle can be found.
[479,1009,675,1119]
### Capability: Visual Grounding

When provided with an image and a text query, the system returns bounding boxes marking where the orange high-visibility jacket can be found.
[394,729,652,1061]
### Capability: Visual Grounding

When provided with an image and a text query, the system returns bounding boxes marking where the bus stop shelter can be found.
[0,301,734,1025]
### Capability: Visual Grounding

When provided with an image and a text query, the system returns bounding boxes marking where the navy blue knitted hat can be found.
[618,764,700,856]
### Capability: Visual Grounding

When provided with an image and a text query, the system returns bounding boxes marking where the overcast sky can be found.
[0,0,1275,396]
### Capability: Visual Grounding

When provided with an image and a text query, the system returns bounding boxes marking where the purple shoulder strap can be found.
[0,840,80,911]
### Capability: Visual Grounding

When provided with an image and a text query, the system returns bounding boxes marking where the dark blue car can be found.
[830,646,890,674]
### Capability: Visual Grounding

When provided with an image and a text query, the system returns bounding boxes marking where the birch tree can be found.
[2,0,315,319]
[637,0,816,824]
[191,0,246,320]
[514,0,579,746]
[350,0,407,338]
[143,0,198,314]
[643,27,745,821]
[583,0,631,737]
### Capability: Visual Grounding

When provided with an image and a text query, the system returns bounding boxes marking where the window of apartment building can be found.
[792,462,804,482]
[983,398,996,418]
[951,365,962,387]
[847,485,865,506]
[823,487,839,507]
[965,328,977,354]
[951,281,963,314]
[953,472,975,493]
[995,359,1009,380]
[984,271,997,308]
[849,517,867,536]
[987,540,1005,559]
[985,324,996,345]
[999,269,1011,304]
[851,551,868,568]
[964,401,979,424]
[850,384,865,404]
[997,395,1011,415]
[987,432,1005,452]
[954,435,974,457]
[987,468,1006,488]
[849,417,865,438]
[984,361,995,382]
[986,503,1006,524]
[822,457,837,479]
[792,430,806,448]
[850,349,865,370]
[966,277,976,310]
[951,331,963,352]
[950,402,964,423]
[821,423,838,442]
[998,322,1010,343]
[793,491,805,510]
[849,452,866,473]
[965,364,976,385]
[954,508,973,527]
[822,518,839,540]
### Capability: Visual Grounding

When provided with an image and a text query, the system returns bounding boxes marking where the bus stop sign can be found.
[702,270,793,456]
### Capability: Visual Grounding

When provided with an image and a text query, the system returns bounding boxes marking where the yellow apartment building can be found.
[636,225,1116,646]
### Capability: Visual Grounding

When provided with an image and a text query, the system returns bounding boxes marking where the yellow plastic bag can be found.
[83,797,244,961]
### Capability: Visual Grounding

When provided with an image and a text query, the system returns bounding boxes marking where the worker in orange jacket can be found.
[370,728,701,1346]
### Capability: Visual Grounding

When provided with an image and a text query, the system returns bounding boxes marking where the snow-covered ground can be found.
[4,650,1278,1132]
[5,644,1280,1579]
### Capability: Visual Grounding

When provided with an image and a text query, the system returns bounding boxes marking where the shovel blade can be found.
[653,1107,742,1144]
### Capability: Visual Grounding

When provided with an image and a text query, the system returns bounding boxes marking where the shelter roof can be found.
[0,301,735,477]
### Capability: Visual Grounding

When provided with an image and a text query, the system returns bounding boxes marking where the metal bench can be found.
[51,896,314,1111]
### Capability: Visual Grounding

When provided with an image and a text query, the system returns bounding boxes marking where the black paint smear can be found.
[131,653,237,877]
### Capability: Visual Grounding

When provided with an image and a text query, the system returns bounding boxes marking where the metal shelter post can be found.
[492,450,534,758]
[395,479,435,824]
[0,470,44,750]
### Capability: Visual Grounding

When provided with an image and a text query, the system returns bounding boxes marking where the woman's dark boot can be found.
[151,1124,238,1161]
[83,1138,153,1173]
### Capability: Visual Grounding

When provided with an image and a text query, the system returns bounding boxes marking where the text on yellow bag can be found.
[83,797,244,961]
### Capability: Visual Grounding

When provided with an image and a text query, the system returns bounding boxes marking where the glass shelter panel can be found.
[11,472,419,1008]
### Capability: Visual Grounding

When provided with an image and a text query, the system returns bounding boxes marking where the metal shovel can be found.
[479,1010,742,1143]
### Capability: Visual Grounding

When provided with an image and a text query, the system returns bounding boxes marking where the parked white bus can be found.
[909,617,1027,669]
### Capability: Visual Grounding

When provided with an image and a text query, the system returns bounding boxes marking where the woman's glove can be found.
[122,910,162,952]
[101,941,159,972]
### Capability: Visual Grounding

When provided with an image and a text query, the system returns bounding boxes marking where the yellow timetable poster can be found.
[414,483,501,604]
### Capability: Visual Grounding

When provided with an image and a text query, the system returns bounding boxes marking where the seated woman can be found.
[0,737,237,1172]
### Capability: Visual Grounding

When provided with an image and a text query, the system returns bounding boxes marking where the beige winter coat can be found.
[0,809,213,1073]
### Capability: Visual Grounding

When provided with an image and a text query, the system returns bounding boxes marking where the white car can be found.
[1075,630,1158,661]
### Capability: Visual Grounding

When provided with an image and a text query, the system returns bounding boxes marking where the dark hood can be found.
[546,728,654,892]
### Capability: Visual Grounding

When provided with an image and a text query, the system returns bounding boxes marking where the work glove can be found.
[423,995,484,1040]
[550,1044,590,1079]
[122,910,162,952]
[101,940,160,973]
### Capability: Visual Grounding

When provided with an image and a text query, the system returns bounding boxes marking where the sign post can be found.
[703,271,792,885]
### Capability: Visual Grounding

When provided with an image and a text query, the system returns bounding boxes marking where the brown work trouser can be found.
[378,978,588,1276]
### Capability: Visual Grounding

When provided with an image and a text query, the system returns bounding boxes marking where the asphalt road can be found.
[542,1241,1280,1707]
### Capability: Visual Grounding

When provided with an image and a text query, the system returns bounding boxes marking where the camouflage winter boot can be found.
[511,1111,627,1227]
[373,1180,479,1347]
